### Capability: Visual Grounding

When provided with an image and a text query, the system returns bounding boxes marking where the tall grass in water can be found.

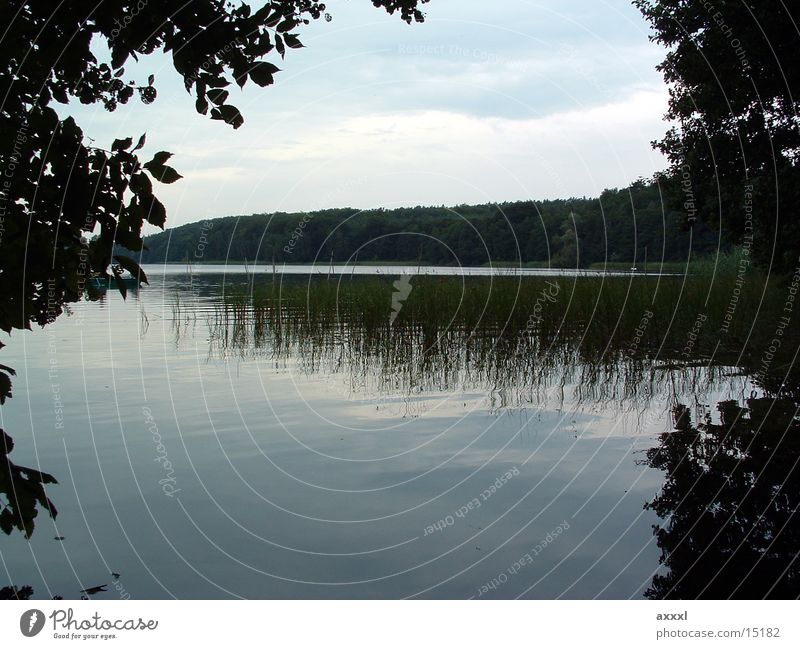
[207,260,798,405]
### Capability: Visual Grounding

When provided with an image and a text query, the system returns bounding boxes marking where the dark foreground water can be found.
[1,267,796,599]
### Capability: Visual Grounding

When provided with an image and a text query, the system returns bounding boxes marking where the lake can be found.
[1,266,797,599]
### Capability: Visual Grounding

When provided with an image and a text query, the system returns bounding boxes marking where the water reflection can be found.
[2,270,799,599]
[201,273,800,598]
[643,398,800,598]
[0,428,58,538]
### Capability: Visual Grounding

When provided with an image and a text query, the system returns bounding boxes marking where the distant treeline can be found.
[136,181,723,267]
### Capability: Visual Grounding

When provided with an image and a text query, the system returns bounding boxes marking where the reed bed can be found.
[203,260,799,405]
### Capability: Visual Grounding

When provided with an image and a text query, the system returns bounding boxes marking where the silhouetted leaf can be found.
[111,137,132,151]
[249,62,279,87]
[129,172,152,196]
[277,18,298,32]
[217,104,244,129]
[152,165,182,184]
[132,133,146,151]
[284,34,303,49]
[113,255,148,284]
[0,372,11,404]
[144,196,167,228]
[143,152,181,184]
[147,151,172,166]
[207,89,229,105]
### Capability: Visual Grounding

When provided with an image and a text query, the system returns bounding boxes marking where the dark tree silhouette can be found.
[635,1,800,272]
[132,182,720,267]
[0,584,33,600]
[642,398,800,598]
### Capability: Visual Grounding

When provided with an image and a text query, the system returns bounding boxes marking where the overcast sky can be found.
[70,0,671,229]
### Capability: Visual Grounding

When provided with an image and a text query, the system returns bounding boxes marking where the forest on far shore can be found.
[135,180,723,268]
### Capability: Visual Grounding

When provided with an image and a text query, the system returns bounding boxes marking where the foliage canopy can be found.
[636,0,800,272]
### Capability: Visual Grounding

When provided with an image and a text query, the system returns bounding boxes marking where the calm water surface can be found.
[0,267,788,599]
